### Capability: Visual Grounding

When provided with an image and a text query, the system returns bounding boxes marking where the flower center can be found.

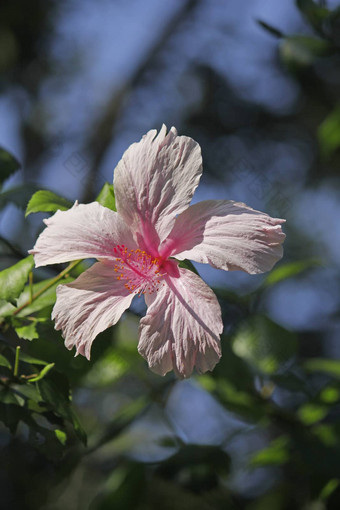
[113,245,164,295]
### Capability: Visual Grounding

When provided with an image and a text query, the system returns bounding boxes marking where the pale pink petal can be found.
[30,201,137,267]
[113,125,202,254]
[52,261,134,359]
[138,268,222,378]
[159,200,286,274]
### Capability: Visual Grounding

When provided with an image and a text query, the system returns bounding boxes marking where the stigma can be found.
[113,245,164,295]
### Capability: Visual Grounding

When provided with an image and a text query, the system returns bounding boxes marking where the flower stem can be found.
[14,346,20,378]
[12,260,81,317]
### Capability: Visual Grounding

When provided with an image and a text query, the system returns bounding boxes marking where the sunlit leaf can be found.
[280,35,333,69]
[319,479,340,501]
[96,182,116,211]
[304,358,340,379]
[0,147,20,187]
[84,348,131,388]
[55,428,67,445]
[319,386,339,404]
[25,189,73,217]
[205,377,262,421]
[232,315,297,374]
[263,259,321,287]
[318,105,340,158]
[0,255,34,305]
[14,321,39,340]
[251,436,290,467]
[298,403,328,425]
[313,424,337,447]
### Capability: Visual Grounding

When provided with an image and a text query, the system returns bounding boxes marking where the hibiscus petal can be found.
[52,261,134,359]
[113,125,202,253]
[30,201,136,267]
[160,200,286,274]
[138,268,222,378]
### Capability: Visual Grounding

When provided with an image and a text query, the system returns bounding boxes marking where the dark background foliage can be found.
[0,0,340,508]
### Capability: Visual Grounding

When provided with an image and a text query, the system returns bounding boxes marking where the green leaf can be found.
[214,339,254,392]
[319,386,339,404]
[263,259,321,287]
[304,358,340,379]
[280,35,333,69]
[94,464,147,510]
[14,322,39,340]
[298,403,328,425]
[0,276,74,317]
[232,315,297,374]
[95,182,116,211]
[25,190,73,217]
[18,276,74,316]
[55,428,67,445]
[313,424,337,447]
[203,377,262,421]
[84,348,131,388]
[0,255,34,305]
[0,387,19,405]
[28,363,55,382]
[320,479,340,501]
[17,351,49,366]
[0,353,12,369]
[251,436,290,467]
[10,382,43,404]
[318,105,340,158]
[0,398,70,459]
[0,147,21,187]
[257,19,284,38]
[0,184,39,211]
[177,259,199,276]
[38,373,86,444]
[296,0,330,34]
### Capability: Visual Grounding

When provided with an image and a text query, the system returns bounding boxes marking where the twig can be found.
[12,259,81,316]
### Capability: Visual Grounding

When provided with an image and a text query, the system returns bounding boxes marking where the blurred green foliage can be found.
[0,0,340,509]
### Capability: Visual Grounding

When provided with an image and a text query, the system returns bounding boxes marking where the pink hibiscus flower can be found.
[30,125,285,378]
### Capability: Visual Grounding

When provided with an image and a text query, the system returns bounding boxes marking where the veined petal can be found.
[30,201,136,267]
[138,268,222,378]
[160,200,286,274]
[114,125,202,254]
[52,261,134,359]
